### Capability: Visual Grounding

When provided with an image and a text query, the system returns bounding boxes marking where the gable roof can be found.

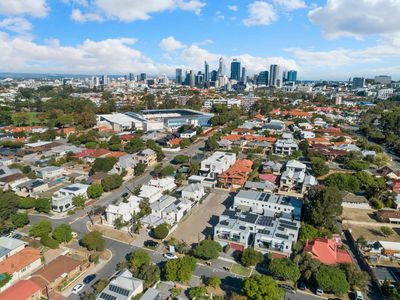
[304,238,353,265]
[0,247,40,275]
[0,279,41,300]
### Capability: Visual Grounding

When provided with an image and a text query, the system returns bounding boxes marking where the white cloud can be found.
[0,32,175,74]
[309,0,400,39]
[0,17,32,34]
[69,0,205,22]
[71,9,103,22]
[0,0,48,18]
[243,1,278,27]
[272,0,306,11]
[227,5,238,12]
[160,36,185,53]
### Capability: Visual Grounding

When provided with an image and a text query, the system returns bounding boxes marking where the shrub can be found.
[40,236,60,249]
[152,223,169,240]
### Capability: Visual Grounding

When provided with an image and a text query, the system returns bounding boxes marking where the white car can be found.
[72,283,85,294]
[163,253,178,260]
[316,288,324,296]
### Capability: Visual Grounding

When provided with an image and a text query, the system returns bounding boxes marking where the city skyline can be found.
[0,0,399,80]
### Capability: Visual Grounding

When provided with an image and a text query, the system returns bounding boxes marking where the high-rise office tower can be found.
[269,64,281,87]
[218,57,226,77]
[286,70,298,82]
[241,67,246,83]
[128,73,135,81]
[230,59,241,81]
[210,70,218,82]
[101,75,108,86]
[140,73,147,82]
[189,70,195,87]
[204,61,209,82]
[352,77,365,89]
[257,71,269,86]
[175,68,183,84]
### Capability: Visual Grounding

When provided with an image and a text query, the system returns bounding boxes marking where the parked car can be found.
[121,192,129,198]
[316,288,324,296]
[72,283,85,294]
[144,240,159,248]
[12,233,21,239]
[164,253,178,260]
[356,291,364,300]
[297,281,307,290]
[83,274,96,284]
[279,284,296,294]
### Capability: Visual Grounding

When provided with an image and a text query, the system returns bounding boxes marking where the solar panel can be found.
[275,233,289,240]
[109,284,130,296]
[99,293,117,300]
[280,223,298,231]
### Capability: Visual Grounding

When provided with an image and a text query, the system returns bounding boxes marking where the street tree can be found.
[241,248,263,267]
[268,258,301,283]
[80,231,106,251]
[193,239,221,260]
[315,265,350,296]
[29,220,52,238]
[87,184,104,199]
[152,223,169,240]
[11,212,29,228]
[165,255,196,282]
[52,224,72,243]
[72,195,86,208]
[242,275,284,300]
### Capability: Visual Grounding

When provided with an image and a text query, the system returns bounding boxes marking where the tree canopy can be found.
[242,275,284,300]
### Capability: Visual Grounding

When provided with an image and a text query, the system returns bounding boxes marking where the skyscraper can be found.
[241,67,246,83]
[269,64,281,87]
[175,68,183,84]
[286,70,297,82]
[230,59,241,81]
[218,57,226,77]
[210,70,218,82]
[129,73,135,81]
[189,70,195,87]
[140,73,147,82]
[352,77,365,89]
[257,71,269,86]
[204,61,209,82]
[101,75,108,86]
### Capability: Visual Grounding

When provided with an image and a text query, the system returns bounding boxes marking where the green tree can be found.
[34,198,51,214]
[138,199,151,217]
[40,236,59,249]
[18,197,35,209]
[315,265,350,296]
[188,286,209,300]
[152,223,169,239]
[305,186,342,230]
[294,253,321,282]
[91,157,117,173]
[72,195,86,208]
[180,139,191,149]
[165,256,197,282]
[298,223,320,243]
[205,136,219,151]
[101,174,123,191]
[339,263,369,291]
[160,165,175,177]
[381,226,394,237]
[310,157,330,177]
[52,224,72,243]
[208,276,221,288]
[242,275,284,300]
[189,162,200,175]
[113,216,126,229]
[80,231,106,251]
[87,184,104,199]
[125,138,145,154]
[134,163,147,176]
[129,249,151,273]
[241,248,263,267]
[29,220,52,238]
[11,212,29,228]
[268,258,301,283]
[174,155,190,164]
[0,191,19,225]
[193,239,222,260]
[77,107,96,128]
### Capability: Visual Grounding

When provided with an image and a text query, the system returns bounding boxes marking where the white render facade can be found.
[52,183,89,212]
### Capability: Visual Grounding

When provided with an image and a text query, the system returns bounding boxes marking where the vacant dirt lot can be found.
[89,222,136,244]
[341,207,377,223]
[350,225,400,242]
[171,189,231,246]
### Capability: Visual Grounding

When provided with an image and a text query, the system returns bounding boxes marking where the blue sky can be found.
[0,0,399,80]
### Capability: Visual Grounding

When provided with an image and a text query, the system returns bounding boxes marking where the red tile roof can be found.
[218,159,253,187]
[0,247,41,275]
[222,134,276,143]
[258,173,277,183]
[106,151,127,158]
[168,138,181,146]
[304,238,353,265]
[0,280,41,300]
